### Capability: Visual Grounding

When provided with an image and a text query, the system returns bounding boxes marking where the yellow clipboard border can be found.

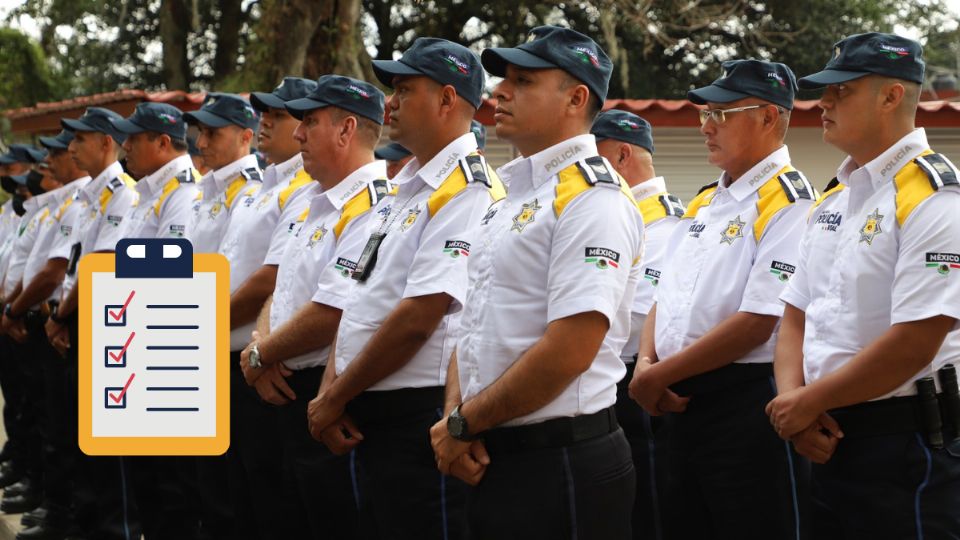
[78,252,230,456]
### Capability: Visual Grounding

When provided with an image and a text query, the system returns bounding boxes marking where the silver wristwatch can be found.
[249,343,263,369]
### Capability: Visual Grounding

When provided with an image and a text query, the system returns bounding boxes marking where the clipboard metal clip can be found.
[115,239,194,279]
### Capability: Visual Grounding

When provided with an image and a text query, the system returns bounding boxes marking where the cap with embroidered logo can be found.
[285,75,386,125]
[799,32,924,89]
[591,110,654,154]
[250,77,319,112]
[185,93,260,130]
[688,59,798,110]
[61,107,128,143]
[481,25,613,104]
[110,102,188,141]
[373,38,485,109]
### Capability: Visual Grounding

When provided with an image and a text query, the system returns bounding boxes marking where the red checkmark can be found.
[109,332,136,363]
[109,290,136,321]
[109,372,136,404]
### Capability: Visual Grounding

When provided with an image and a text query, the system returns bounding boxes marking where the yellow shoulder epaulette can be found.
[153,169,195,217]
[637,193,685,225]
[334,178,391,238]
[100,174,136,213]
[54,196,75,222]
[426,153,505,217]
[555,156,637,217]
[278,168,312,211]
[812,177,845,212]
[896,151,959,226]
[753,166,815,242]
[682,182,718,219]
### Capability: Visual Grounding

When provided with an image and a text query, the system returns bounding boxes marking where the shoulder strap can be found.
[224,176,248,210]
[555,156,637,217]
[894,150,953,226]
[754,165,810,242]
[426,153,504,217]
[153,176,183,217]
[334,178,390,238]
[278,168,313,211]
[682,183,718,219]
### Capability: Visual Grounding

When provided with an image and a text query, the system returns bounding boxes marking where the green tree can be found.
[0,26,55,108]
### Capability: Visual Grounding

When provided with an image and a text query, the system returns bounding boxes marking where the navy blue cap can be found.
[0,144,47,165]
[39,130,75,151]
[285,75,386,125]
[373,38,485,109]
[185,93,259,130]
[799,33,925,89]
[251,77,320,112]
[689,59,798,110]
[61,107,128,143]
[374,143,412,161]
[591,110,654,154]
[482,25,613,104]
[470,120,487,150]
[111,103,188,141]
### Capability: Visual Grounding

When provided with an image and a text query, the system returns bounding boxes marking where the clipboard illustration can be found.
[78,238,230,456]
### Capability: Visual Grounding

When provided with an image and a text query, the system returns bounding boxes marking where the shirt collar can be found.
[720,145,791,202]
[499,134,597,191]
[631,176,667,201]
[137,154,195,200]
[262,153,303,191]
[209,154,260,194]
[836,128,928,190]
[394,132,478,190]
[82,161,125,203]
[322,160,387,211]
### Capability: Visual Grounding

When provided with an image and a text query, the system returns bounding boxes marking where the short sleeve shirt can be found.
[123,154,199,240]
[654,146,814,365]
[335,133,504,391]
[189,153,261,254]
[457,134,644,426]
[782,129,960,399]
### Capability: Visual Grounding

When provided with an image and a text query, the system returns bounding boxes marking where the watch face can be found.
[448,413,467,439]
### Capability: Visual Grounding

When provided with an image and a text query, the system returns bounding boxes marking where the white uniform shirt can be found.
[3,194,56,297]
[124,154,198,240]
[270,161,389,369]
[655,146,814,365]
[23,180,88,304]
[335,133,503,390]
[59,162,138,293]
[456,135,643,426]
[220,154,313,350]
[0,200,18,281]
[782,129,960,399]
[622,177,684,361]
[189,154,261,254]
[258,154,316,266]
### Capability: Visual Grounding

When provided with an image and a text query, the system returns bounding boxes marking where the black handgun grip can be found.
[938,365,960,441]
[917,377,944,449]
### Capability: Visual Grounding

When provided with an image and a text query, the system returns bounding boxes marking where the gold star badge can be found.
[720,215,745,245]
[511,199,541,233]
[859,208,884,245]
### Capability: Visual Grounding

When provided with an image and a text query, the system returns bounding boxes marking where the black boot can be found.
[21,504,49,528]
[1,492,42,514]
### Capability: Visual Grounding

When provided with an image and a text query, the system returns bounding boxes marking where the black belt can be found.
[346,386,445,427]
[830,395,928,439]
[481,406,619,454]
[670,362,772,396]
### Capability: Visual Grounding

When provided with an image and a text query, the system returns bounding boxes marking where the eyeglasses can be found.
[698,105,764,126]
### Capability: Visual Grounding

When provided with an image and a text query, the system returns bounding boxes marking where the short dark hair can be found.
[329,107,383,149]
[561,73,602,121]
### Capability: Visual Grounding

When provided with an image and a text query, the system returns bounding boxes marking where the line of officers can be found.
[0,25,957,540]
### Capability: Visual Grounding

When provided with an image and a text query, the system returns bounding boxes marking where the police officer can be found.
[1,138,88,530]
[374,142,412,179]
[433,26,641,539]
[591,108,682,540]
[110,103,203,539]
[628,59,812,539]
[306,38,504,540]
[184,93,261,253]
[239,74,392,540]
[36,107,139,540]
[766,33,960,538]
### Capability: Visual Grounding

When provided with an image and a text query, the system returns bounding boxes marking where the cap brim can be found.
[798,69,870,89]
[284,97,329,120]
[480,48,558,77]
[372,60,425,88]
[250,92,285,112]
[375,147,412,161]
[111,118,147,134]
[183,110,235,128]
[0,154,16,165]
[687,85,751,105]
[8,174,28,186]
[38,137,67,150]
[61,118,98,132]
